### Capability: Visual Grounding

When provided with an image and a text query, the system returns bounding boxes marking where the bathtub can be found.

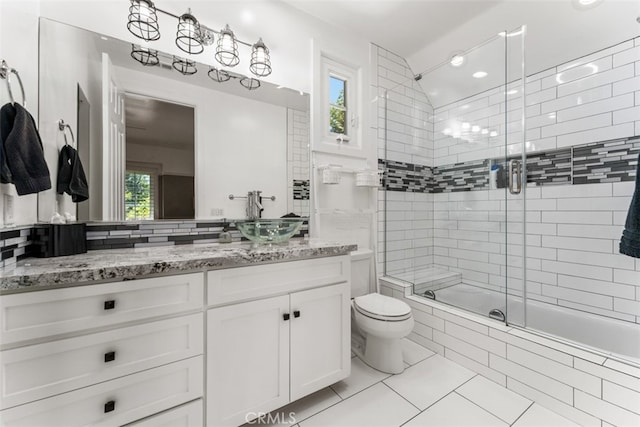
[418,282,640,363]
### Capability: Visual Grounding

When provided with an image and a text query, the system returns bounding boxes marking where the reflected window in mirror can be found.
[125,169,155,220]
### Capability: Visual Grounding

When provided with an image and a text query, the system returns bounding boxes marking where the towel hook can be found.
[0,60,26,108]
[58,119,75,147]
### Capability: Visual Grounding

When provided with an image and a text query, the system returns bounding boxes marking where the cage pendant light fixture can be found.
[176,9,204,55]
[208,67,231,83]
[250,38,272,77]
[172,56,197,75]
[215,25,240,67]
[131,44,160,66]
[127,0,160,41]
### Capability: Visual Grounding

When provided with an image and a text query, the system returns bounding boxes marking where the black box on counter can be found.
[33,223,87,257]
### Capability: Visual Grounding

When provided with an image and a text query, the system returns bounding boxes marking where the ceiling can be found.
[125,96,195,150]
[282,0,504,58]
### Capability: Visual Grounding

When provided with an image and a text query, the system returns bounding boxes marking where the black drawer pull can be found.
[104,351,116,363]
[104,300,116,310]
[293,310,301,318]
[104,400,116,413]
[282,313,290,321]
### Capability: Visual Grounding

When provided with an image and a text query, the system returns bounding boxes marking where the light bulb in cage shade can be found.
[176,10,203,55]
[240,77,261,90]
[127,0,160,41]
[215,25,240,67]
[250,38,272,77]
[172,56,197,75]
[208,67,231,83]
[131,44,159,66]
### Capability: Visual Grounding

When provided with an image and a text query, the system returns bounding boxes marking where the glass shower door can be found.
[382,27,527,324]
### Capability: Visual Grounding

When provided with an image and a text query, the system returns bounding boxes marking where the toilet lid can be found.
[354,294,411,320]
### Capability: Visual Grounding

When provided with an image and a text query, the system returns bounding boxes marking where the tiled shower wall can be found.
[372,44,434,278]
[429,38,640,323]
[287,108,310,216]
[377,37,640,323]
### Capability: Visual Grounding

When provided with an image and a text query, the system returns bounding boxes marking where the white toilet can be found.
[350,250,414,374]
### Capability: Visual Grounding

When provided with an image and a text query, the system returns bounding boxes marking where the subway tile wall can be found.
[380,280,640,427]
[433,38,640,166]
[372,44,435,278]
[287,108,311,216]
[377,37,640,323]
[85,219,310,250]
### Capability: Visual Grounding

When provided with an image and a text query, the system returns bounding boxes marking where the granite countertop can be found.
[0,239,357,293]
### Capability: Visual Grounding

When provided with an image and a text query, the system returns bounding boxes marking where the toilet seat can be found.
[353,294,412,322]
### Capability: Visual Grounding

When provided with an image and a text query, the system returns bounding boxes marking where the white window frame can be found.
[321,57,358,147]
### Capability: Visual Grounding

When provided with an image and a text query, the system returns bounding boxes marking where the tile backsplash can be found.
[85,219,309,250]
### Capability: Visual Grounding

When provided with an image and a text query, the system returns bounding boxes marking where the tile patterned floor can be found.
[256,338,580,427]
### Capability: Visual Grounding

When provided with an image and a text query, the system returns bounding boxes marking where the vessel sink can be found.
[235,219,304,244]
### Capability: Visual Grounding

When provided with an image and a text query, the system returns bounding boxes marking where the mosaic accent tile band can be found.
[380,135,639,193]
[573,137,640,184]
[85,219,309,251]
[0,227,35,268]
[293,180,310,200]
[432,160,489,193]
[378,159,432,193]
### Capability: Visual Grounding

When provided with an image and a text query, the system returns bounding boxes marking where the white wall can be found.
[407,0,640,81]
[116,65,288,219]
[33,0,372,231]
[126,143,194,176]
[38,0,370,96]
[0,0,40,226]
[38,18,102,221]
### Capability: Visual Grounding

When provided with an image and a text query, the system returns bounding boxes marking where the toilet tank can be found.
[350,249,373,298]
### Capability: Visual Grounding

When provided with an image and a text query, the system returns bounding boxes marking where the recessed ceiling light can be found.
[473,71,488,79]
[572,0,603,9]
[443,128,452,135]
[450,54,465,67]
[471,125,480,133]
[453,131,461,138]
[490,131,498,137]
[506,89,518,95]
[481,128,489,135]
[101,36,109,41]
[461,122,470,130]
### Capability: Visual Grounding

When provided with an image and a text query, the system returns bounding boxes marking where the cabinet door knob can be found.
[103,300,116,310]
[104,400,116,413]
[104,351,116,363]
[293,310,301,318]
[282,313,290,321]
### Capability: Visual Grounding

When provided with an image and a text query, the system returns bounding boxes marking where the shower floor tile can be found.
[261,338,580,427]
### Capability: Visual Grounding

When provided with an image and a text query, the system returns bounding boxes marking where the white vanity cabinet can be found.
[0,273,205,427]
[206,256,351,427]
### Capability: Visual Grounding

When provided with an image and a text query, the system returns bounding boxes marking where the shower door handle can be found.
[508,159,522,195]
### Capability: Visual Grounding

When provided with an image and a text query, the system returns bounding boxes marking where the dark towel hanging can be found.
[620,151,640,258]
[57,144,89,202]
[0,102,51,195]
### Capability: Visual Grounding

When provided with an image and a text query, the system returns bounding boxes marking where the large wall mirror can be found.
[37,18,310,223]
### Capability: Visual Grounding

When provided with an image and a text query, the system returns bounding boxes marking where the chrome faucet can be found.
[228,191,276,219]
[247,191,264,220]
